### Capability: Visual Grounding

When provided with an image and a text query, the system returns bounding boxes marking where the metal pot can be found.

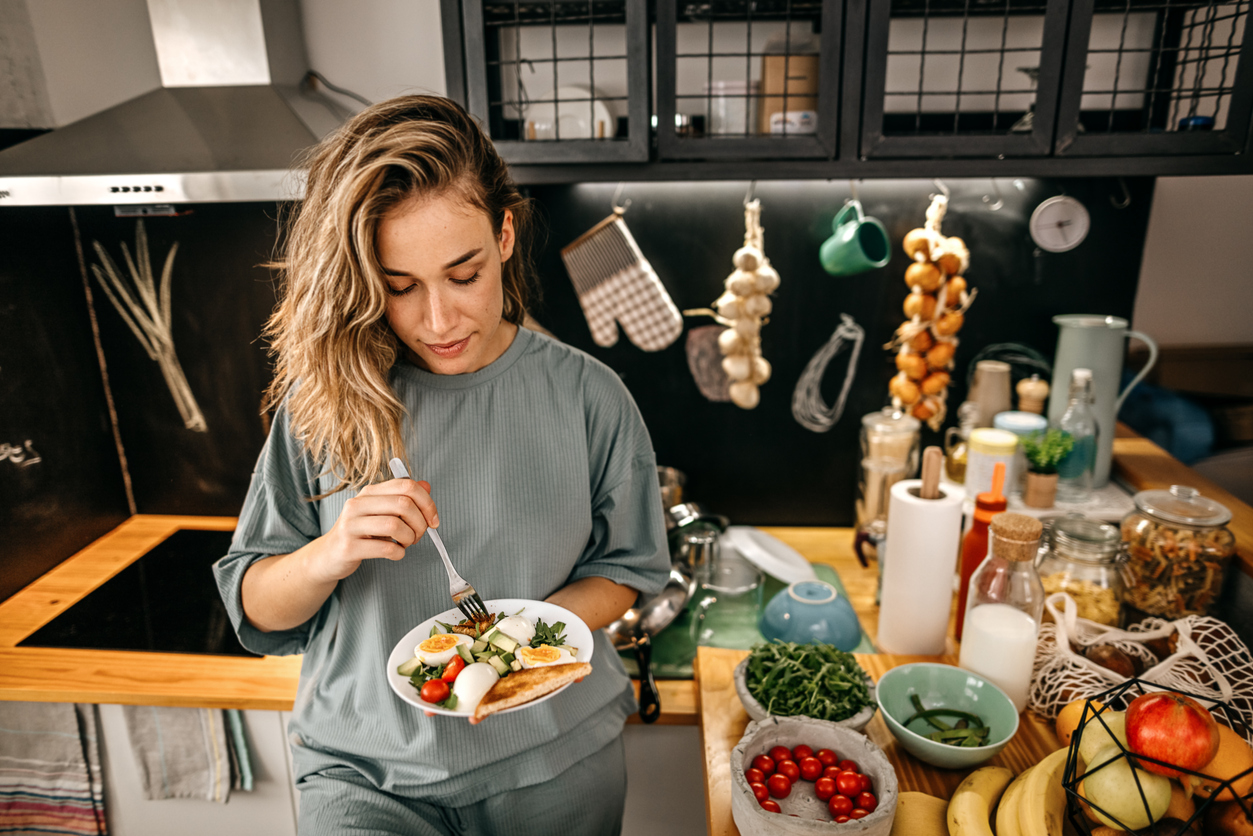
[605,563,697,723]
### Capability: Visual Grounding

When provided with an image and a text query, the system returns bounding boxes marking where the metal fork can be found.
[388,458,490,623]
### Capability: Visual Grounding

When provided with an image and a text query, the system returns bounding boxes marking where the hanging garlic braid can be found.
[263,95,535,494]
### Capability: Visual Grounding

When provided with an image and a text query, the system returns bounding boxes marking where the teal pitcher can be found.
[1048,315,1158,488]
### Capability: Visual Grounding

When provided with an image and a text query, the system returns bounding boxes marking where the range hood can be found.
[0,0,344,206]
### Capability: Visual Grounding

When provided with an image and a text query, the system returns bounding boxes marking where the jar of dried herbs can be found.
[1038,515,1124,626]
[1121,485,1235,620]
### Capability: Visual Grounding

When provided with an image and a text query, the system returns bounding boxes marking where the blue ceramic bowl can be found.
[875,663,1020,770]
[758,580,862,651]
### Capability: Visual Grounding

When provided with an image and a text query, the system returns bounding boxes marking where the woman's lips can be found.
[425,336,470,358]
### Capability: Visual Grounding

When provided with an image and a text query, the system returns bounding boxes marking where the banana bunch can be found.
[946,748,1069,836]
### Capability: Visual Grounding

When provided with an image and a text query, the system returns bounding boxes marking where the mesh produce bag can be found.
[1029,591,1253,722]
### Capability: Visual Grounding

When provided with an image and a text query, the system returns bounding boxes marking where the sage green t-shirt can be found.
[213,327,670,806]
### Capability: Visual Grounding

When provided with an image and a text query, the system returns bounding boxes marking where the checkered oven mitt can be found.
[561,213,683,351]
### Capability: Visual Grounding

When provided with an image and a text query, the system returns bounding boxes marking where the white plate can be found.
[526,86,613,140]
[722,526,818,585]
[386,599,594,717]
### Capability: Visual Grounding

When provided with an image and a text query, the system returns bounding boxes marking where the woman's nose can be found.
[422,287,454,334]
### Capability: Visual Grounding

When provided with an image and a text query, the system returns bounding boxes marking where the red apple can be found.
[1125,692,1220,778]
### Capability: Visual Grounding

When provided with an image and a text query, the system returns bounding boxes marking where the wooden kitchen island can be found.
[1,429,1250,835]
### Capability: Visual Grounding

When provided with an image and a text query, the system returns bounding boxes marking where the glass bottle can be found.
[958,512,1045,713]
[955,462,1007,642]
[1055,368,1098,503]
[943,401,980,484]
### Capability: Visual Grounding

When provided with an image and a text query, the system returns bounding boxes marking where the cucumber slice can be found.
[397,656,423,677]
[455,644,474,664]
[470,640,488,653]
[486,655,510,676]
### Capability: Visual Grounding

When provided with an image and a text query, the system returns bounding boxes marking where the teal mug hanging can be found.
[819,200,891,276]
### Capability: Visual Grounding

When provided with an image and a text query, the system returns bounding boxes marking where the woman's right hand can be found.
[309,477,439,584]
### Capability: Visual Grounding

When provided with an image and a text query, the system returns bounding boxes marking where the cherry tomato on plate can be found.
[759,799,782,814]
[419,678,450,704]
[835,770,862,797]
[829,795,853,817]
[798,757,823,782]
[814,776,837,801]
[749,782,769,802]
[751,755,776,775]
[850,808,869,820]
[816,748,839,767]
[440,655,467,682]
[745,767,765,785]
[792,744,814,761]
[767,774,792,799]
[838,759,860,773]
[769,745,793,764]
[857,791,878,813]
[776,760,800,783]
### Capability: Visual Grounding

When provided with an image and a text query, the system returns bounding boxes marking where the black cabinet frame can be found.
[459,0,652,164]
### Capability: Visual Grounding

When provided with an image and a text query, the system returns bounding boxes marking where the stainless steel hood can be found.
[0,0,344,206]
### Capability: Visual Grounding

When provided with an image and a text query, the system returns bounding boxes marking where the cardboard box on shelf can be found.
[758,54,820,134]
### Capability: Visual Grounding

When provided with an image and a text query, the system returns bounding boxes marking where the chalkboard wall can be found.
[0,177,1154,601]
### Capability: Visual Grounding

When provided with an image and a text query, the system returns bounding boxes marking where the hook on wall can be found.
[932,178,951,199]
[611,182,631,214]
[848,178,861,203]
[744,180,757,206]
[982,178,1004,211]
[1110,178,1131,210]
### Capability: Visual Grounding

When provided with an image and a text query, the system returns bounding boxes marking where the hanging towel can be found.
[121,707,251,803]
[0,701,107,835]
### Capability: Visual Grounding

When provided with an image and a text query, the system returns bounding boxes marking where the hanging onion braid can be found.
[263,95,535,494]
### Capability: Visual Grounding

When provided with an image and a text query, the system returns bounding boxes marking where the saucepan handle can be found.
[634,633,661,724]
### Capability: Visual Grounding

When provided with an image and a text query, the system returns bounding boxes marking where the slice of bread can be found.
[473,662,592,721]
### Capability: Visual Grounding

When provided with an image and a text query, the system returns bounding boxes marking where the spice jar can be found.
[965,428,1019,500]
[1038,515,1124,626]
[1121,485,1236,620]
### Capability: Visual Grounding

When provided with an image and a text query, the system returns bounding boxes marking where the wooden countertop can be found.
[0,425,1245,721]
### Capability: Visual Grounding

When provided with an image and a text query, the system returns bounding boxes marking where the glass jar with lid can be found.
[855,408,920,602]
[1037,515,1125,626]
[1121,485,1236,620]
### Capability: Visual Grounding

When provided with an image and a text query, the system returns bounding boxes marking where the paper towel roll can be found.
[876,478,965,655]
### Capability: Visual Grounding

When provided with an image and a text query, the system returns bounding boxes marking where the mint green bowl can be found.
[875,663,1019,770]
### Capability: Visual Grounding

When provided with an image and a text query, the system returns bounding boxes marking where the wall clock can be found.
[1029,195,1090,253]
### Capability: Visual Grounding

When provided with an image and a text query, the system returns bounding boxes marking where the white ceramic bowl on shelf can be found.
[733,656,877,732]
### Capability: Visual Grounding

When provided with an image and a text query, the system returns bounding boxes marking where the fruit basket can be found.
[1062,677,1253,835]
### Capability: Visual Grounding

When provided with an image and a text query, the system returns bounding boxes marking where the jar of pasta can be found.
[1121,485,1235,620]
[1037,515,1124,626]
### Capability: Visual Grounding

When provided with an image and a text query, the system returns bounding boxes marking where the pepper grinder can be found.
[1016,375,1049,415]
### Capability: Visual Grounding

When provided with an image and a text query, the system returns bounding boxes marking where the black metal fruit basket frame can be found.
[1062,677,1253,836]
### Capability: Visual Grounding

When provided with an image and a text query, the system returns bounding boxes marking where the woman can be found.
[213,95,670,836]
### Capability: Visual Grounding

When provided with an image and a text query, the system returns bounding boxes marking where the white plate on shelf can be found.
[525,86,614,140]
[386,598,594,717]
[722,526,818,585]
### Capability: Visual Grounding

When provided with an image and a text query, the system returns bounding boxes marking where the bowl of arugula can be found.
[735,641,876,731]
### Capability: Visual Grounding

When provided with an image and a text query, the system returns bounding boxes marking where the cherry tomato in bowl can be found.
[760,799,782,814]
[776,760,800,783]
[850,808,870,819]
[836,770,863,797]
[767,774,792,799]
[792,744,814,761]
[751,754,776,775]
[814,776,837,801]
[749,782,769,802]
[857,791,878,812]
[816,748,839,766]
[798,757,823,781]
[769,745,793,763]
[744,767,765,785]
[829,794,853,817]
[838,759,860,773]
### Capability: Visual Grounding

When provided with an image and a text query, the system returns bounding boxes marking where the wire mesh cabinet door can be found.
[461,0,651,163]
[655,0,841,159]
[1053,0,1253,157]
[858,0,1072,158]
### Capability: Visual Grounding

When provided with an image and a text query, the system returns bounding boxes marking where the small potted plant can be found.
[1021,429,1075,508]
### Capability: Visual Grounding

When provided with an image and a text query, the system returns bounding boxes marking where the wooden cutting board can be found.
[696,647,1062,836]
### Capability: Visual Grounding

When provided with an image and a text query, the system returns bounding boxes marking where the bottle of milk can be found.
[958,512,1045,713]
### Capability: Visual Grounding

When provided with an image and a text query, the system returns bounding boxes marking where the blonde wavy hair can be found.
[263,95,534,493]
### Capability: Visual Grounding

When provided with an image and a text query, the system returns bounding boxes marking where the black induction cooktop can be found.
[19,529,260,658]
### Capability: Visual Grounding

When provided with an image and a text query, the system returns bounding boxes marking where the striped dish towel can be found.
[561,213,683,352]
[121,707,251,803]
[0,702,106,835]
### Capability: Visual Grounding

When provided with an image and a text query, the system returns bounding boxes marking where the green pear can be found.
[1078,711,1127,768]
[1080,744,1172,830]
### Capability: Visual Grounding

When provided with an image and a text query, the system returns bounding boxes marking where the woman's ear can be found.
[498,209,516,263]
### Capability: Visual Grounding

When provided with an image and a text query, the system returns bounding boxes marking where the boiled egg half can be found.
[451,662,499,713]
[517,644,577,669]
[413,633,472,667]
[494,615,536,645]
